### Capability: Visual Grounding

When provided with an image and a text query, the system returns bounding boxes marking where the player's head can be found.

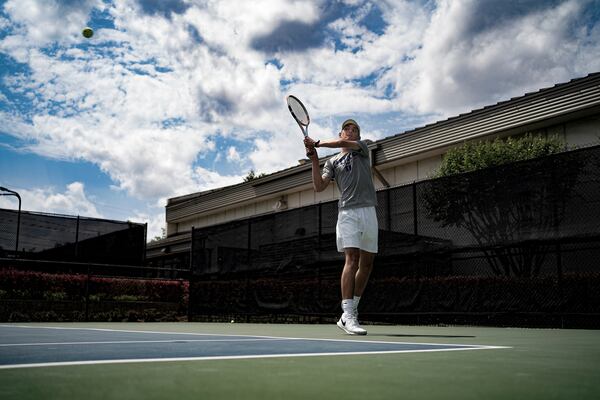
[340,119,360,139]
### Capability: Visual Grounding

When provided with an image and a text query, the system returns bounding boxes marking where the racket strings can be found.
[287,98,309,125]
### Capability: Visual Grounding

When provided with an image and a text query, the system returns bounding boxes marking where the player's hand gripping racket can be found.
[286,95,314,157]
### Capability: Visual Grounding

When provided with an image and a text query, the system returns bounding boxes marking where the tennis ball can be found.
[82,27,94,38]
[230,319,235,323]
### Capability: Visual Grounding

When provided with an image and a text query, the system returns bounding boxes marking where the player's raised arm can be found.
[312,138,361,151]
[311,119,363,152]
[304,137,330,192]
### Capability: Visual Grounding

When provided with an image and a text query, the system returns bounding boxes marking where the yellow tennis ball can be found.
[82,27,94,38]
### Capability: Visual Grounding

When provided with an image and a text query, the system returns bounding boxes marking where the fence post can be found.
[188,227,195,322]
[15,198,21,257]
[556,242,563,281]
[412,182,418,236]
[142,223,148,265]
[318,203,322,261]
[245,220,252,322]
[0,187,21,257]
[75,216,80,260]
[386,188,391,231]
[247,220,252,270]
[317,203,322,322]
[84,265,90,322]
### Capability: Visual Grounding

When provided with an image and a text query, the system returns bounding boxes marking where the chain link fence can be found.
[189,145,600,327]
[0,210,189,322]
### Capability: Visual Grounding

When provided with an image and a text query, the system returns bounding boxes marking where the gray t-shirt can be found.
[322,140,377,210]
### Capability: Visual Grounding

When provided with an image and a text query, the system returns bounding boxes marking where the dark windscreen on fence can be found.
[0,210,146,266]
[188,145,600,327]
[192,145,599,273]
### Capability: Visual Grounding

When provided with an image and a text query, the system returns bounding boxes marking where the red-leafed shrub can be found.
[0,268,188,322]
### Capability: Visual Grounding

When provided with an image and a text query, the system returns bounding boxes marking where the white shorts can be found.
[336,206,378,253]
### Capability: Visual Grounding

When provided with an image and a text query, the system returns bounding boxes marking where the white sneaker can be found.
[337,314,367,335]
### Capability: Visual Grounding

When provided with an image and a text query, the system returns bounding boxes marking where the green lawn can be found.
[1,322,599,399]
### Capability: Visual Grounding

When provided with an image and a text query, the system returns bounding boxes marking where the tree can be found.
[243,170,267,182]
[149,228,166,244]
[421,134,582,277]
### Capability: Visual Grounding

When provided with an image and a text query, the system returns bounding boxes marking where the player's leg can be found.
[354,206,378,308]
[341,247,360,299]
[354,250,375,297]
[336,209,367,335]
[338,248,367,335]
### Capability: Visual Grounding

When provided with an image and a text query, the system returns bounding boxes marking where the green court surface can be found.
[0,322,599,399]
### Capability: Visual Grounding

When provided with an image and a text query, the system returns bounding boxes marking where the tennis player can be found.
[304,119,377,335]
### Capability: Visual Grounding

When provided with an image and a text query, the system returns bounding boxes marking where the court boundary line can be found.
[0,324,508,349]
[0,324,511,369]
[0,345,509,370]
[0,338,292,347]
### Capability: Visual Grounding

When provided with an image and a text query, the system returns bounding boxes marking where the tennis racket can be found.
[286,95,314,157]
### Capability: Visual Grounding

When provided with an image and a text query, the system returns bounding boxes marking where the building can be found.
[146,73,600,268]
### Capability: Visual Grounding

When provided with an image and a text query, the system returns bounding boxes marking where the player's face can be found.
[342,124,359,140]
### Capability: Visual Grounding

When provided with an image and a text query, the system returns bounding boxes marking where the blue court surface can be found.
[0,324,507,369]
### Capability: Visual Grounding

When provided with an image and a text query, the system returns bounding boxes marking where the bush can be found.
[0,268,189,322]
[422,135,582,277]
[433,134,566,178]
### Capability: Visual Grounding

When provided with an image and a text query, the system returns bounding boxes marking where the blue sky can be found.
[1,0,599,240]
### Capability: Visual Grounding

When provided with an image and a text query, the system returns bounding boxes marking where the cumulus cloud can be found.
[2,0,101,48]
[226,146,241,162]
[128,208,166,240]
[0,182,101,217]
[388,0,600,116]
[1,0,598,238]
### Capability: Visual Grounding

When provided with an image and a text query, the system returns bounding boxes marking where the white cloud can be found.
[1,0,598,235]
[389,0,600,116]
[128,208,165,241]
[2,0,102,47]
[226,146,241,162]
[0,182,101,217]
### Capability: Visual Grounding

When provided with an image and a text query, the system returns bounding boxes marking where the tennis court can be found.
[0,322,598,399]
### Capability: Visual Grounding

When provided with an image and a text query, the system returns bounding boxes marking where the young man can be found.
[303,119,378,335]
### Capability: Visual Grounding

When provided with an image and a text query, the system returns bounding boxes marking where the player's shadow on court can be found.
[371,334,476,338]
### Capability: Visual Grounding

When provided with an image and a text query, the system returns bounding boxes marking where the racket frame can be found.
[286,95,314,157]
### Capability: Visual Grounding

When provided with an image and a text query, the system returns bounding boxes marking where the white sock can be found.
[353,296,361,313]
[341,299,355,317]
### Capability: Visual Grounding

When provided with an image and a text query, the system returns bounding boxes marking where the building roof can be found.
[167,72,600,223]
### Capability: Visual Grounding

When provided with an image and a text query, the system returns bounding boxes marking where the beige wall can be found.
[565,115,600,148]
[172,154,442,232]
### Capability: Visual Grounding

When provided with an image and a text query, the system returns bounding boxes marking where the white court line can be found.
[0,324,275,339]
[0,324,511,369]
[0,324,506,349]
[0,346,510,370]
[0,338,290,347]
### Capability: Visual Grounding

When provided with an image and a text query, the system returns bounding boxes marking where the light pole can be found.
[0,186,21,257]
